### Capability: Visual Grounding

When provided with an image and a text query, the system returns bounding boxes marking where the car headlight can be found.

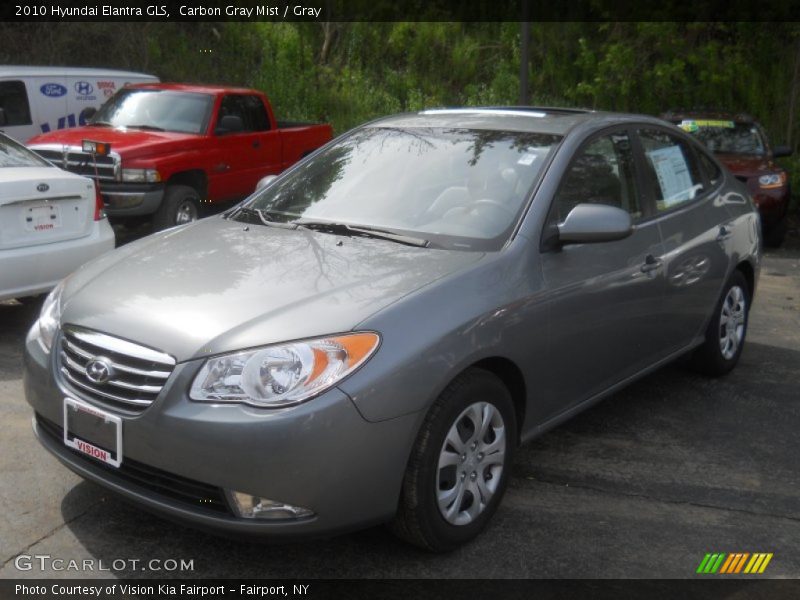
[758,172,787,188]
[120,168,161,183]
[38,280,66,353]
[189,332,380,408]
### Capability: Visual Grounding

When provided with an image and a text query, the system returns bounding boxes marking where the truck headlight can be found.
[120,168,161,183]
[37,280,66,353]
[189,332,380,408]
[758,172,787,189]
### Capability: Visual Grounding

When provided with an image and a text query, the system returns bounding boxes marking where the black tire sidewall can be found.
[414,370,517,550]
[702,270,751,374]
[154,185,200,230]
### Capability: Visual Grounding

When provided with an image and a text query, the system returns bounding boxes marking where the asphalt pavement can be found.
[1,242,798,579]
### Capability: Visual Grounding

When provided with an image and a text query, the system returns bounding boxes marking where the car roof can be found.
[126,82,260,95]
[371,107,671,136]
[0,65,156,79]
[661,110,757,124]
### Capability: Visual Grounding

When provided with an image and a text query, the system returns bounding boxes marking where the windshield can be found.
[0,133,50,167]
[679,120,766,156]
[233,126,561,251]
[90,89,214,134]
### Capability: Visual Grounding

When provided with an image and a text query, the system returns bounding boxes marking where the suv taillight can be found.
[93,181,105,221]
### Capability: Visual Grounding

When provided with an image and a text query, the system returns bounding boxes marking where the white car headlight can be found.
[189,332,380,408]
[38,280,66,353]
[758,172,786,188]
[120,168,161,183]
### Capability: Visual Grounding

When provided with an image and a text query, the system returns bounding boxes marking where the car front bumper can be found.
[23,326,419,539]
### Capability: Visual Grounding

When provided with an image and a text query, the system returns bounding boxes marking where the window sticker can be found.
[517,153,538,166]
[680,119,735,131]
[647,145,695,207]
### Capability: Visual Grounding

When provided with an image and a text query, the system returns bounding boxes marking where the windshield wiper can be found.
[295,220,429,247]
[125,124,166,132]
[233,206,299,229]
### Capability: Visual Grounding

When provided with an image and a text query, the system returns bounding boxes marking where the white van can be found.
[0,66,158,143]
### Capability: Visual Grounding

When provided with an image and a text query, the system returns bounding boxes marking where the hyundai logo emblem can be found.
[75,81,94,96]
[37,183,49,192]
[85,358,113,384]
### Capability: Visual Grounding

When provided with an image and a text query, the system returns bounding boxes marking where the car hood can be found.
[28,127,198,161]
[715,153,777,178]
[60,217,484,362]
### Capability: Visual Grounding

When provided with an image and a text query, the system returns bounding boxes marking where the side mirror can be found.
[215,115,244,135]
[255,174,277,191]
[557,203,633,244]
[773,145,793,158]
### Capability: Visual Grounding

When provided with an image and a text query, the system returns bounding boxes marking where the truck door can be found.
[207,94,282,200]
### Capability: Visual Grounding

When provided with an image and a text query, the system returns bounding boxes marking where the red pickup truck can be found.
[28,83,333,229]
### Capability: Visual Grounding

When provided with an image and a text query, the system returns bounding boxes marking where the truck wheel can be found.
[153,185,200,230]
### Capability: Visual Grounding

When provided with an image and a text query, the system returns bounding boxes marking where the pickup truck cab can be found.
[28,83,333,229]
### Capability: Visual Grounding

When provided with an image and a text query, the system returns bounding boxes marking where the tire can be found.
[690,270,750,376]
[763,219,787,248]
[152,185,200,231]
[391,368,517,552]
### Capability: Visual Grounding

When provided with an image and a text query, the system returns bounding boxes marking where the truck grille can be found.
[32,145,119,181]
[58,326,176,413]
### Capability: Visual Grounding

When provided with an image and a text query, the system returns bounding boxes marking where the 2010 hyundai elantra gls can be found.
[24,108,761,551]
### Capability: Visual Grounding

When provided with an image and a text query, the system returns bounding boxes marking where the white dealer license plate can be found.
[25,204,61,232]
[63,397,122,468]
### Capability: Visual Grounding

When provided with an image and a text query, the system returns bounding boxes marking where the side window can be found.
[697,150,722,186]
[0,81,32,126]
[217,95,248,134]
[638,129,704,212]
[553,131,641,222]
[242,95,270,131]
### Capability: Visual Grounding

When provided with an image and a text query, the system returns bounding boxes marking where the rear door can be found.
[207,94,282,200]
[633,127,732,352]
[539,128,666,418]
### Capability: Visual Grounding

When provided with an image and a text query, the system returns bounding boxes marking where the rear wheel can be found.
[691,270,750,376]
[391,369,516,551]
[153,185,200,230]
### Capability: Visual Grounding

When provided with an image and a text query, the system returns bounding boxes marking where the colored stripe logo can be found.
[696,553,773,574]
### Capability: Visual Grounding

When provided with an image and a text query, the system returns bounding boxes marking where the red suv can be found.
[662,111,792,247]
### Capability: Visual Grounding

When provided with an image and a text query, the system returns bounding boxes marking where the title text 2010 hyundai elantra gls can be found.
[24,108,760,550]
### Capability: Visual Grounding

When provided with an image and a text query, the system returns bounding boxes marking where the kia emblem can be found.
[37,183,49,192]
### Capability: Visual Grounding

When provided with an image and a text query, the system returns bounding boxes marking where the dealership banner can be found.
[2,580,800,600]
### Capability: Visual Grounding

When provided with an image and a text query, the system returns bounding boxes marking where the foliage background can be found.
[3,22,800,202]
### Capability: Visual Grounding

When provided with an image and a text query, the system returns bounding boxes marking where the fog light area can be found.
[227,491,314,520]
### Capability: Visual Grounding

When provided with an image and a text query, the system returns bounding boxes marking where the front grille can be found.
[58,326,176,413]
[36,414,230,515]
[33,146,119,181]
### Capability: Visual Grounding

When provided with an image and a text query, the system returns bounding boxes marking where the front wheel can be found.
[153,185,200,230]
[391,369,516,551]
[691,270,750,376]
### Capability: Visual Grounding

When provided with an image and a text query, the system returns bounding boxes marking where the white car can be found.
[0,132,114,302]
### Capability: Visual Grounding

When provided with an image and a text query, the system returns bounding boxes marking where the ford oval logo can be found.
[36,183,49,192]
[40,83,67,97]
[85,358,113,384]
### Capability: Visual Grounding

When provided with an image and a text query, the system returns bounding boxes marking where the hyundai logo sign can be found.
[85,358,114,384]
[36,183,49,192]
[75,81,94,96]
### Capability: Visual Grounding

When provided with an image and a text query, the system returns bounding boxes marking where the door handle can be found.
[716,225,733,242]
[641,254,663,273]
